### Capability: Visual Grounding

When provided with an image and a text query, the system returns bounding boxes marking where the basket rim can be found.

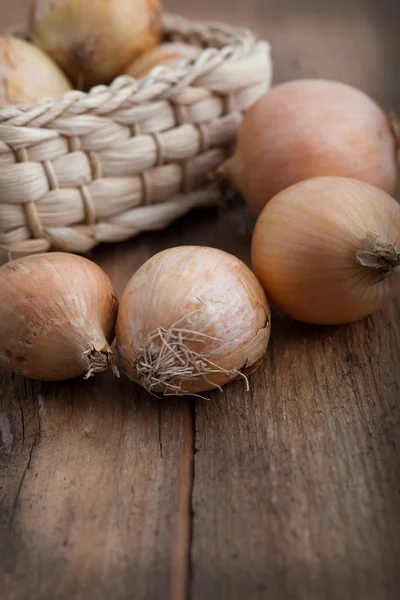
[0,12,270,127]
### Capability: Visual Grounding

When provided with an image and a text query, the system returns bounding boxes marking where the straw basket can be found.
[0,13,272,262]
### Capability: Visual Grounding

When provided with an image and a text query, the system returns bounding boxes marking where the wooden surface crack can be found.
[158,401,163,459]
[187,397,197,600]
[17,394,25,451]
[11,426,39,520]
[169,399,196,600]
[11,382,42,523]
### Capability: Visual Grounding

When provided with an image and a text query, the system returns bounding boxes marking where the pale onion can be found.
[0,35,72,107]
[116,246,271,396]
[223,79,399,214]
[29,0,162,89]
[0,253,118,380]
[252,176,400,325]
[123,42,201,79]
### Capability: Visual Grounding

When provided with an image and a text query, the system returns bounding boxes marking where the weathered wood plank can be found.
[187,1,400,598]
[191,306,400,599]
[0,370,193,600]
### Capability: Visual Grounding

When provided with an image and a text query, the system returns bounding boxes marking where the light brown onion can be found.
[223,79,399,214]
[123,42,201,79]
[0,253,118,380]
[116,246,271,396]
[252,176,400,325]
[29,0,162,89]
[0,35,72,107]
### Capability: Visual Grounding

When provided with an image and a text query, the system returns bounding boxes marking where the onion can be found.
[0,35,72,107]
[29,0,162,89]
[123,42,201,79]
[116,246,271,396]
[223,79,399,214]
[0,253,118,380]
[252,176,400,325]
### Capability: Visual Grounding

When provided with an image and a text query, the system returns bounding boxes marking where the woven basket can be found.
[0,13,272,262]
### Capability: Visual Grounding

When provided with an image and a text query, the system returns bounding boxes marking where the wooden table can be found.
[1,1,400,599]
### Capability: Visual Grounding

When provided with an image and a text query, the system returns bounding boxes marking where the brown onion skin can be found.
[252,177,400,325]
[224,79,398,215]
[116,246,271,395]
[0,35,72,107]
[29,0,162,89]
[123,42,201,79]
[0,253,118,381]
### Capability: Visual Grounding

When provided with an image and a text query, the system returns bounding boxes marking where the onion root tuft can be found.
[132,320,250,399]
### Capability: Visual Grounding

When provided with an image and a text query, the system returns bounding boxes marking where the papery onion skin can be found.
[0,35,72,107]
[29,0,162,89]
[123,42,201,79]
[0,253,118,381]
[223,79,398,215]
[252,176,400,325]
[116,246,271,396]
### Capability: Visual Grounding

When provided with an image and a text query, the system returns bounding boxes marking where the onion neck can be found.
[356,231,400,282]
[84,343,116,379]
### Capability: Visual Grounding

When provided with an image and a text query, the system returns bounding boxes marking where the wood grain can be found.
[1,1,400,600]
[191,308,400,599]
[0,376,194,600]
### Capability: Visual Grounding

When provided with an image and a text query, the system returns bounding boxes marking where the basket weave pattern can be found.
[0,14,272,260]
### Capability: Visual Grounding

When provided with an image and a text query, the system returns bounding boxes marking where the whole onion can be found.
[124,42,201,79]
[0,35,72,107]
[0,253,118,381]
[252,177,400,325]
[29,0,162,89]
[116,246,271,396]
[223,79,399,214]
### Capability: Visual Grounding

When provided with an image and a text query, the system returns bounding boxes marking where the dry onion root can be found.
[123,42,201,79]
[116,246,271,397]
[0,253,118,381]
[29,0,162,89]
[252,176,400,325]
[0,35,72,107]
[223,79,399,214]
